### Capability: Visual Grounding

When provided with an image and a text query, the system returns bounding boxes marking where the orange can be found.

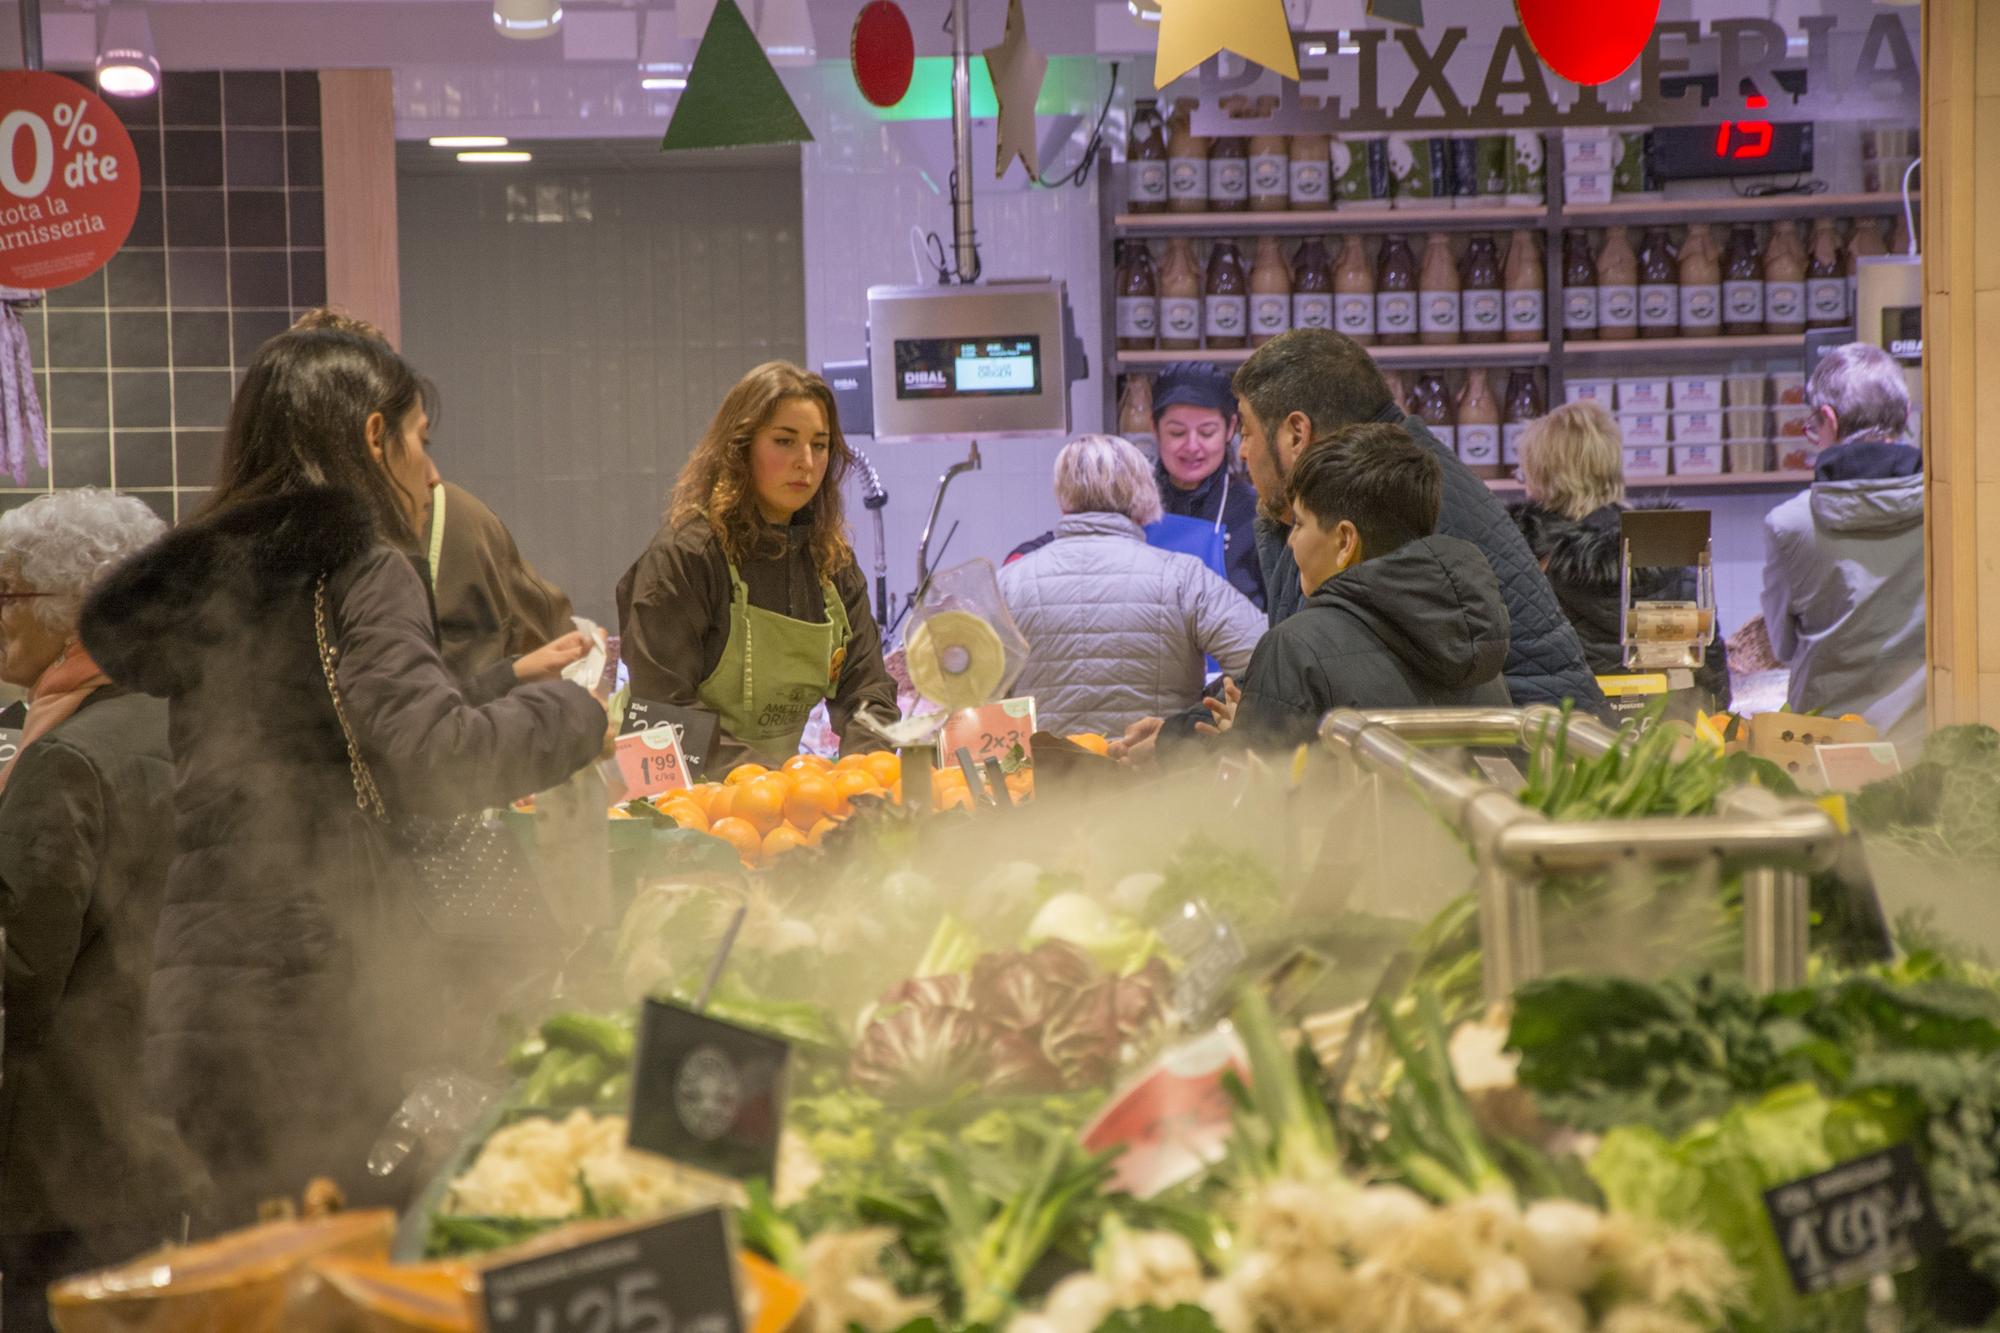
[802,818,837,848]
[782,753,833,776]
[732,776,789,837]
[709,817,762,866]
[1005,769,1035,802]
[833,770,880,805]
[785,774,848,828]
[762,825,806,859]
[680,783,723,817]
[862,751,903,789]
[834,753,871,772]
[706,784,737,824]
[934,783,975,813]
[658,800,709,833]
[724,763,771,787]
[1066,733,1111,756]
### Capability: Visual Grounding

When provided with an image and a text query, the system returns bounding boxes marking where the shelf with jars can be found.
[1560,191,1916,229]
[1113,343,1552,370]
[1111,206,1549,237]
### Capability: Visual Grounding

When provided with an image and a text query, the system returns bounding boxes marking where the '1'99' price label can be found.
[1763,1143,1947,1295]
[0,73,141,289]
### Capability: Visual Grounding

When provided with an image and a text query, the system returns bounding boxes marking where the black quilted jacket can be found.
[1258,409,1604,712]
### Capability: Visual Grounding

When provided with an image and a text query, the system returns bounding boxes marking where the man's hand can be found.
[1109,715,1165,765]
[1195,677,1242,737]
[515,631,592,684]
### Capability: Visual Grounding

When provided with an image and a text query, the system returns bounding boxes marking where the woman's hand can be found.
[1109,716,1165,765]
[515,631,592,684]
[1195,677,1242,737]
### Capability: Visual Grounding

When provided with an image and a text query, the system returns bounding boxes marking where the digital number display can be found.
[894,334,1042,400]
[1649,104,1813,181]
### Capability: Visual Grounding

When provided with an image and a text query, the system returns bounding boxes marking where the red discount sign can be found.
[0,73,140,290]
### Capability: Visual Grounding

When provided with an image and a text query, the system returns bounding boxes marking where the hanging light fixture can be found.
[493,0,562,41]
[95,5,159,98]
[757,0,816,66]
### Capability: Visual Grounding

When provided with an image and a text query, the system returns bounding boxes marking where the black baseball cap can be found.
[1151,362,1237,419]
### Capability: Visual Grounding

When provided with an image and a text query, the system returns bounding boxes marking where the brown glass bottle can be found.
[1204,239,1249,349]
[1249,235,1292,346]
[1596,225,1639,340]
[1460,234,1503,344]
[1118,373,1155,438]
[1763,220,1807,335]
[1638,227,1678,338]
[1562,231,1599,341]
[1722,225,1764,335]
[1166,99,1208,215]
[1128,99,1169,214]
[1458,368,1504,477]
[1209,102,1250,213]
[1291,238,1334,332]
[1412,371,1456,455]
[1158,237,1203,350]
[1679,224,1722,336]
[1503,230,1545,343]
[1502,368,1545,469]
[1334,234,1375,344]
[1248,97,1289,212]
[1846,218,1888,323]
[1375,234,1419,346]
[1807,219,1846,329]
[1115,240,1159,351]
[1418,233,1461,346]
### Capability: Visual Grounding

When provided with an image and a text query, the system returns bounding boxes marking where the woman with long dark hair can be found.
[80,328,607,1223]
[617,361,897,768]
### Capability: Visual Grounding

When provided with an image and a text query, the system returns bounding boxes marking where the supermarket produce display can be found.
[47,705,2000,1333]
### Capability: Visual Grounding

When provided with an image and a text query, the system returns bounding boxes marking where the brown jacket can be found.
[615,517,897,768]
[429,482,574,680]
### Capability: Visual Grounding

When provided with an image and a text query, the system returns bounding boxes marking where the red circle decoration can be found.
[851,1,916,109]
[1516,0,1662,86]
[0,73,139,290]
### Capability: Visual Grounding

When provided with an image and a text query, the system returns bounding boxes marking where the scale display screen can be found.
[894,334,1042,400]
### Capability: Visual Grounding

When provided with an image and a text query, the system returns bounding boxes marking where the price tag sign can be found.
[1081,1027,1249,1199]
[480,1207,742,1333]
[1816,742,1903,794]
[611,725,690,802]
[938,697,1035,769]
[628,1000,790,1184]
[621,699,720,783]
[1764,1143,1948,1295]
[0,73,141,289]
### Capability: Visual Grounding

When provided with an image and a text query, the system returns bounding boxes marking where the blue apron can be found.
[1146,471,1233,673]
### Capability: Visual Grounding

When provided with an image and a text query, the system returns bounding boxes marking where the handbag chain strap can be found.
[313,573,389,823]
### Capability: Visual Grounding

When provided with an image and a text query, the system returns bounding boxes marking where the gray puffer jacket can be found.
[1761,468,1926,746]
[998,512,1266,736]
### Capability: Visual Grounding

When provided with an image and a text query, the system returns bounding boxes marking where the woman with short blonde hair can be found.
[1517,399,1626,521]
[998,434,1264,736]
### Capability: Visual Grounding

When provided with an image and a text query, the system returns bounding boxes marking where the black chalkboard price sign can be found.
[479,1206,742,1333]
[1763,1143,1948,1295]
[627,999,790,1184]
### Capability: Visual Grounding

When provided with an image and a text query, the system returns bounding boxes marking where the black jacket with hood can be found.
[80,487,606,1225]
[1235,534,1513,749]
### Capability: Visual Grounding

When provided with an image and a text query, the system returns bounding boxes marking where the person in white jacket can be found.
[1760,343,1926,747]
[999,435,1267,738]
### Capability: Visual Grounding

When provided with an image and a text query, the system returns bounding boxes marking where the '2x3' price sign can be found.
[480,1205,742,1333]
[1764,1143,1948,1295]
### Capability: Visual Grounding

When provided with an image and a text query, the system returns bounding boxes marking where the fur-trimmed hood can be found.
[81,487,384,698]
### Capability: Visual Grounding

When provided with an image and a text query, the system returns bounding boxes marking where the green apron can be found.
[697,562,852,765]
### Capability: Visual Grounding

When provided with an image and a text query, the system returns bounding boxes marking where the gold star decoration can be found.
[983,0,1048,180]
[1154,0,1301,90]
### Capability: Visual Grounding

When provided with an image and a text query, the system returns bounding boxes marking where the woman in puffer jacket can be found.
[1507,401,1731,709]
[998,435,1266,737]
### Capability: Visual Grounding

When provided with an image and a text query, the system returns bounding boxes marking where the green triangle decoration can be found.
[661,0,815,153]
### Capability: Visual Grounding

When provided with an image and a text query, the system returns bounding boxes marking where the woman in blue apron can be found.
[1145,362,1267,611]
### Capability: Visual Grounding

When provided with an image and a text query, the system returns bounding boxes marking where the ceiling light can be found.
[757,0,816,65]
[641,76,687,91]
[493,0,562,41]
[458,150,533,163]
[1126,0,1162,21]
[1303,41,1328,56]
[429,135,510,149]
[94,6,159,99]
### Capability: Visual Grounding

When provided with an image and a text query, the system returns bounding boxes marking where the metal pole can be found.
[947,0,977,282]
[1743,867,1810,994]
[19,0,43,70]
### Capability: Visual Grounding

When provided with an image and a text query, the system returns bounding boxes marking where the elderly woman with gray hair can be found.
[0,490,195,1332]
[998,434,1265,737]
[1761,342,1926,746]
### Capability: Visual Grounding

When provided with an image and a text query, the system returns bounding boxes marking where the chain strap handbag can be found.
[313,574,557,946]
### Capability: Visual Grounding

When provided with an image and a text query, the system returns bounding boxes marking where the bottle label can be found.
[1251,294,1291,337]
[1428,424,1457,454]
[1335,292,1375,338]
[1132,162,1169,204]
[1375,291,1417,337]
[1599,285,1639,328]
[1460,423,1501,468]
[1808,277,1847,323]
[1463,290,1503,335]
[1210,160,1249,202]
[1168,157,1208,202]
[1205,294,1248,339]
[1420,292,1462,336]
[1117,297,1159,340]
[1563,287,1599,332]
[1293,293,1334,330]
[1503,420,1530,466]
[1681,284,1721,329]
[1505,290,1544,334]
[1250,154,1288,199]
[1724,279,1765,324]
[1639,284,1678,328]
[1289,159,1329,206]
[1766,280,1806,325]
[1160,296,1203,342]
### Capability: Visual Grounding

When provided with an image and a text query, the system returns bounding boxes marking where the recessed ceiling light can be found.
[641,76,687,91]
[429,135,510,149]
[493,0,562,40]
[457,150,533,163]
[95,6,159,98]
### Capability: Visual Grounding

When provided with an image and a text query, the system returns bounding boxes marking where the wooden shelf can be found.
[1484,470,1811,494]
[1561,334,1808,359]
[1116,342,1550,371]
[1113,205,1547,237]
[1560,191,1917,229]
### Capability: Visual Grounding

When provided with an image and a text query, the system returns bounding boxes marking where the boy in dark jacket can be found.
[1234,422,1513,749]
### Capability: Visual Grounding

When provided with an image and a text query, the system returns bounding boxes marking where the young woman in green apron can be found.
[615,362,899,770]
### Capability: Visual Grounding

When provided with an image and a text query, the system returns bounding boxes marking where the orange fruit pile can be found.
[655,752,896,867]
